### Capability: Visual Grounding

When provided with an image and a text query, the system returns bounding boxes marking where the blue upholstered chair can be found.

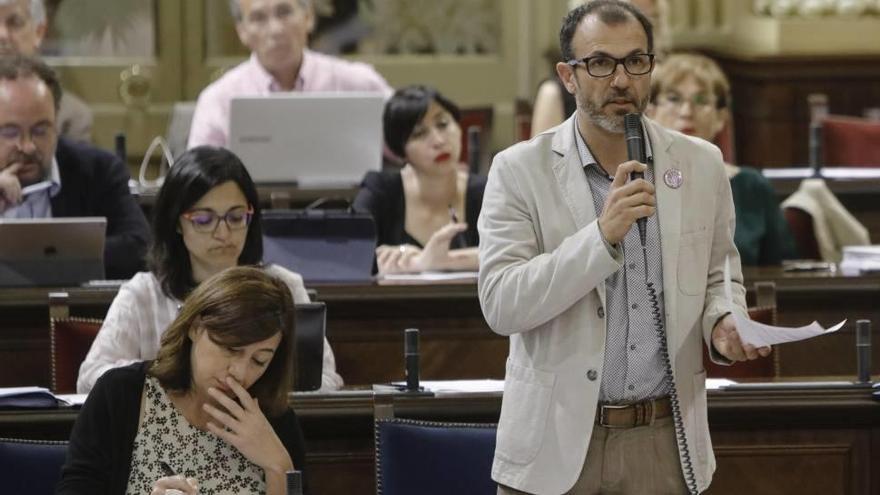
[374,418,497,495]
[0,437,68,495]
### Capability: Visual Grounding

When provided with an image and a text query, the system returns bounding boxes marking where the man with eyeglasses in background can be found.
[479,1,768,493]
[0,0,92,142]
[188,0,392,149]
[0,55,149,279]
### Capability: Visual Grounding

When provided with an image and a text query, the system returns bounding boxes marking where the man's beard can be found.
[577,88,647,134]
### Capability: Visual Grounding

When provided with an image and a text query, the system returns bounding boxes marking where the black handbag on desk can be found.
[262,209,377,284]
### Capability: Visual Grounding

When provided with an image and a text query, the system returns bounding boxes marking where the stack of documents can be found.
[839,245,880,275]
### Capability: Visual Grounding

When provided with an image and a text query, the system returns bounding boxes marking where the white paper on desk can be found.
[723,256,845,347]
[392,379,504,395]
[381,271,478,282]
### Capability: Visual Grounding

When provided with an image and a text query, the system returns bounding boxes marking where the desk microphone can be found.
[856,319,872,383]
[285,470,303,495]
[624,113,648,248]
[405,328,420,391]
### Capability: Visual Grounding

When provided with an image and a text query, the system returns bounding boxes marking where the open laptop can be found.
[262,209,376,284]
[229,92,384,187]
[0,217,106,287]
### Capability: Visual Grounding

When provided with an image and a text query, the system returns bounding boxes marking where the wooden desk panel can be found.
[1,270,878,388]
[1,384,876,494]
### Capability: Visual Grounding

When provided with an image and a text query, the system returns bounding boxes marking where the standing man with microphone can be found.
[478,1,770,493]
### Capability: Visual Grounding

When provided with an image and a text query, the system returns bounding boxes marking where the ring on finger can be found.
[399,245,406,254]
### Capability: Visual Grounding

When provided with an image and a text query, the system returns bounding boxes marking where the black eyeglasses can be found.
[180,206,254,233]
[567,53,655,78]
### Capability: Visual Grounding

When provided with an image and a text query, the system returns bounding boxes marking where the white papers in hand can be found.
[723,256,845,347]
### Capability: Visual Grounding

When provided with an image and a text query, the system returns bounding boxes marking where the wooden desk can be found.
[742,266,880,377]
[1,382,877,494]
[0,280,504,388]
[1,270,878,388]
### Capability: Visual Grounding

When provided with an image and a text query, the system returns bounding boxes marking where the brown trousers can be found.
[497,416,689,494]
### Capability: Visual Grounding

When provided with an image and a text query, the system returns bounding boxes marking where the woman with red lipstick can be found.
[354,85,486,274]
[58,266,309,495]
[646,53,798,265]
[77,146,343,393]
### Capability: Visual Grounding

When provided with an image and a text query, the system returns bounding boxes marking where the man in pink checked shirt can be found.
[188,0,393,149]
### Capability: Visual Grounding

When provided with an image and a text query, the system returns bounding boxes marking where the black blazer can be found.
[353,170,486,248]
[51,138,150,279]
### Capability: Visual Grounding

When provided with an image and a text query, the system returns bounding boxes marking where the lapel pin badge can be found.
[663,168,683,189]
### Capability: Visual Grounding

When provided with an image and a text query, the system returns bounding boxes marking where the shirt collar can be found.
[22,158,62,198]
[48,157,62,197]
[249,50,309,92]
[574,117,654,175]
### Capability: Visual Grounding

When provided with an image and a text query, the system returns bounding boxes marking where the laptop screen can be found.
[0,217,106,287]
[229,92,384,188]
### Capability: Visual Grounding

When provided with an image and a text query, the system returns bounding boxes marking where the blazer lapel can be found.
[645,119,682,356]
[551,115,606,307]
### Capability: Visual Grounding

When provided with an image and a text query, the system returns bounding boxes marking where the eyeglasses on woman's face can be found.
[180,206,254,234]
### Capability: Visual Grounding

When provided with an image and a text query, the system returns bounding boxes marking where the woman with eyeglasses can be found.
[646,53,798,265]
[77,146,343,393]
[354,85,485,275]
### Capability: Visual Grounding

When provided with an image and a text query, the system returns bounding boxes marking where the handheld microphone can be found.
[404,328,420,391]
[856,319,872,383]
[624,113,648,248]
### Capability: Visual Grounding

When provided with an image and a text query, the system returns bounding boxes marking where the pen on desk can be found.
[448,205,467,250]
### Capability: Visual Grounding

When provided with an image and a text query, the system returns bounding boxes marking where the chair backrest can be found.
[49,292,103,393]
[0,438,68,495]
[375,418,497,495]
[703,281,779,379]
[783,207,821,260]
[822,115,880,166]
[50,316,102,394]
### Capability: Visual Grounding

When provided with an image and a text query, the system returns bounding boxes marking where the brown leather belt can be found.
[596,396,672,428]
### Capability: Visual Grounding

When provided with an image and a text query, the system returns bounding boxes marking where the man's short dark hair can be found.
[148,146,263,301]
[0,55,63,110]
[383,85,461,160]
[559,0,654,62]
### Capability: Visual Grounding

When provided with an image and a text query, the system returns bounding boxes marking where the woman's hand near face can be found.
[203,376,293,475]
[150,475,199,495]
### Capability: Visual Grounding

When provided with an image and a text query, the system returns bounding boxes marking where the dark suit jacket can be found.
[51,138,150,279]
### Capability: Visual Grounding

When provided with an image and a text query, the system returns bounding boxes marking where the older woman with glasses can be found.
[646,53,798,265]
[77,146,343,393]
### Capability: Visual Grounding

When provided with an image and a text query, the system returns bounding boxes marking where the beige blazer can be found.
[477,115,746,494]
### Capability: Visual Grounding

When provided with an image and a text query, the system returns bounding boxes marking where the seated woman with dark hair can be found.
[354,85,486,274]
[77,146,342,393]
[57,266,307,494]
